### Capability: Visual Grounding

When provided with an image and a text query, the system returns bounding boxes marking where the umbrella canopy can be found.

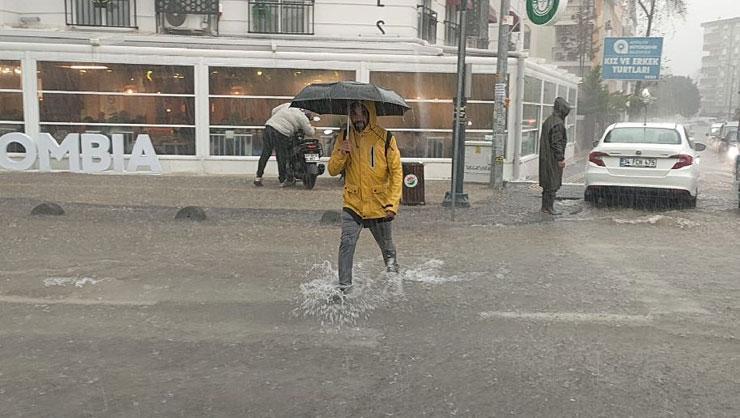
[290,81,410,116]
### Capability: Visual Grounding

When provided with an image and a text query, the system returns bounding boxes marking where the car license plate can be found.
[620,157,657,168]
[304,153,320,162]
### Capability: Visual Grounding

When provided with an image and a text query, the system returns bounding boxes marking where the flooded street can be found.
[0,148,738,416]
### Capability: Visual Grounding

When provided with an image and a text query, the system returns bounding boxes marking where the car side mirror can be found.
[592,140,600,148]
[694,142,706,152]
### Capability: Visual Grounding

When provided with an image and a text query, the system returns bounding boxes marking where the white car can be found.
[585,123,706,208]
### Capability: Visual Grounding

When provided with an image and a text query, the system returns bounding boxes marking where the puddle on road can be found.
[294,259,469,327]
[43,277,106,288]
[611,214,700,228]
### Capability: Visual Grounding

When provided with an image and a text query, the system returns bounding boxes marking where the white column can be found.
[21,55,39,138]
[194,61,210,161]
[358,61,369,82]
[511,57,526,181]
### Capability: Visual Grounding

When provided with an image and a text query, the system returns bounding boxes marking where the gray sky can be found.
[663,0,740,78]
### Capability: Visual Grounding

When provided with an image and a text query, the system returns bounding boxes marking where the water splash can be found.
[294,259,468,327]
[293,261,399,328]
[401,259,464,284]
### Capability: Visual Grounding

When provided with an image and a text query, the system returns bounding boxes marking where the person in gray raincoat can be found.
[538,97,571,215]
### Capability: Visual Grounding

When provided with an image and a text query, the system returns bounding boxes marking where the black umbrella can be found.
[290,81,410,116]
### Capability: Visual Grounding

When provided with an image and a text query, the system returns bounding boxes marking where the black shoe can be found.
[280,178,296,188]
[331,285,351,303]
[253,177,263,187]
[385,258,400,274]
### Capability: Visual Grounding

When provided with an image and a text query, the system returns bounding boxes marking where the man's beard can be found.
[353,121,366,132]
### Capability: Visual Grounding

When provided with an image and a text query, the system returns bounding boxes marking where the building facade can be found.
[0,0,578,181]
[525,0,636,82]
[699,17,740,118]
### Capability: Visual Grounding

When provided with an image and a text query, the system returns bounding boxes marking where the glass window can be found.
[211,98,292,126]
[40,94,194,125]
[383,102,454,130]
[370,72,456,100]
[38,62,195,155]
[367,72,499,158]
[523,76,542,103]
[556,84,567,99]
[38,62,194,94]
[0,63,23,155]
[543,105,554,119]
[209,67,354,96]
[209,98,346,128]
[0,93,23,122]
[372,71,499,101]
[0,61,22,90]
[1,61,23,124]
[465,103,495,130]
[522,104,541,131]
[521,129,537,156]
[470,74,497,101]
[208,67,353,156]
[392,131,453,158]
[543,81,557,104]
[604,127,681,145]
[210,127,262,157]
[567,124,576,144]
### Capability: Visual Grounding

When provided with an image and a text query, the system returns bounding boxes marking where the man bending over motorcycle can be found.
[255,103,316,187]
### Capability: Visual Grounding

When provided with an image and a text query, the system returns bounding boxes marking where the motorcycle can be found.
[288,129,325,190]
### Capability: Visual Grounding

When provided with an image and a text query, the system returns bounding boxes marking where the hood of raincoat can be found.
[348,101,384,144]
[554,97,571,119]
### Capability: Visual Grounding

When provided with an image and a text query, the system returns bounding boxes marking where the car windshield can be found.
[604,128,681,145]
[724,127,738,139]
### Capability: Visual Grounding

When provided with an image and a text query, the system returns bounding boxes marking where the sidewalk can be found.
[0,171,585,226]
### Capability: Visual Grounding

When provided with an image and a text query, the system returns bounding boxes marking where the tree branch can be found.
[637,0,650,17]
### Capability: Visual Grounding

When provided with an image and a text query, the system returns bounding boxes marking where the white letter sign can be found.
[0,133,37,171]
[0,132,162,174]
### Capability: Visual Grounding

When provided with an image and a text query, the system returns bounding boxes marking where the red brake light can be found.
[670,154,693,169]
[589,151,608,167]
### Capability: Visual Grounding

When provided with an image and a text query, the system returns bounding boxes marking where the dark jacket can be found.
[539,97,571,191]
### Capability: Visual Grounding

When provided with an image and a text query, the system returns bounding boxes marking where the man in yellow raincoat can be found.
[328,101,403,293]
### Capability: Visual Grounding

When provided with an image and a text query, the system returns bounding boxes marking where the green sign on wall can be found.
[526,0,567,26]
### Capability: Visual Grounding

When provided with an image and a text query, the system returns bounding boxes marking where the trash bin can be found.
[401,162,425,206]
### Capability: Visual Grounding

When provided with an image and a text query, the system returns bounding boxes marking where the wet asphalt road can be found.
[0,148,738,417]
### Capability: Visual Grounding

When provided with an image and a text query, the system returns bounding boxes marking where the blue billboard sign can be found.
[602,37,663,81]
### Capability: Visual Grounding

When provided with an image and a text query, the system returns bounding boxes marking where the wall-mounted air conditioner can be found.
[162,11,214,34]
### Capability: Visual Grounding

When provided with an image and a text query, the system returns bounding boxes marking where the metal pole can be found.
[447,3,468,220]
[490,0,510,189]
[729,66,737,120]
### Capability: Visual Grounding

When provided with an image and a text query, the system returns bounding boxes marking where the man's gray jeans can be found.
[338,211,397,288]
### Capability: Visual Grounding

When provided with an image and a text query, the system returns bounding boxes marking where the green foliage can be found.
[650,75,701,118]
[580,66,628,120]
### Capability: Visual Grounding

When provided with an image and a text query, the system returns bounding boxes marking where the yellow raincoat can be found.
[328,101,403,219]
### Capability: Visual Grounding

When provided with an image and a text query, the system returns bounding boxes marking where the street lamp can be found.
[640,88,654,124]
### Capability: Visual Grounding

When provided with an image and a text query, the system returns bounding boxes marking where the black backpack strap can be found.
[385,130,393,156]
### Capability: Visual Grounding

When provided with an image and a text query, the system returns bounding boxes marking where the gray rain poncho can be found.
[538,97,571,192]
